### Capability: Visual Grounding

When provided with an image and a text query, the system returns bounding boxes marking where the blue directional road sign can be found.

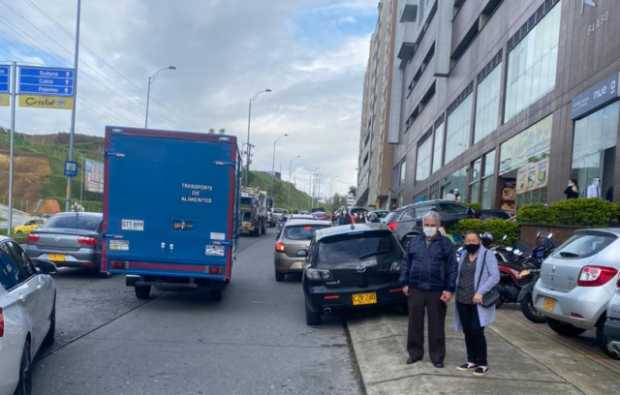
[0,65,9,93]
[19,66,75,97]
[64,160,79,177]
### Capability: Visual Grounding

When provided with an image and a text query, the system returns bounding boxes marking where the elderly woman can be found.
[454,231,500,376]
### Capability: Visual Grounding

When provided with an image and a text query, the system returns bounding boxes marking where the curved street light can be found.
[145,65,176,128]
[244,88,273,187]
[270,133,288,206]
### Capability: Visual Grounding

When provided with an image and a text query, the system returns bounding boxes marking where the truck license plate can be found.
[543,297,556,312]
[47,254,65,262]
[352,292,377,306]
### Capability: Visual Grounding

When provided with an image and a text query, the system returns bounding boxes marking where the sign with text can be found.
[0,94,8,107]
[18,66,75,97]
[516,158,549,195]
[0,65,9,93]
[571,72,620,119]
[84,159,104,193]
[19,95,73,110]
[64,160,78,177]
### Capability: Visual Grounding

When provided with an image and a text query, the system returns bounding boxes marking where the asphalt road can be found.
[31,231,362,395]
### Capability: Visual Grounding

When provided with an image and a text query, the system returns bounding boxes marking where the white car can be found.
[0,237,56,395]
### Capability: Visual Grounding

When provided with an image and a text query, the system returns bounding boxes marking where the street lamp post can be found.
[145,65,176,128]
[244,89,272,187]
[287,155,301,208]
[270,133,288,207]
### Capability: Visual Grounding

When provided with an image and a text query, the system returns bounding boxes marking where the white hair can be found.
[422,210,442,224]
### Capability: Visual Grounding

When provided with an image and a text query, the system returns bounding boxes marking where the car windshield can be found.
[240,197,253,205]
[384,211,401,223]
[317,231,402,266]
[284,225,330,240]
[44,214,101,231]
[553,232,616,259]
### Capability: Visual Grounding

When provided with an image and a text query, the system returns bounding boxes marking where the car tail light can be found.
[275,241,285,253]
[387,222,398,231]
[26,234,40,244]
[0,307,4,337]
[323,294,340,301]
[78,237,97,247]
[577,265,618,287]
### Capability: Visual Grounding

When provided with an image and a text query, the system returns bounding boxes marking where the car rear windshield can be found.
[285,225,329,240]
[44,214,101,231]
[317,231,402,266]
[384,211,401,223]
[553,232,617,259]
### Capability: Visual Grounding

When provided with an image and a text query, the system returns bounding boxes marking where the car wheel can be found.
[595,320,620,359]
[305,298,321,326]
[275,270,285,282]
[15,339,32,395]
[547,318,586,337]
[520,292,546,323]
[42,298,56,349]
[134,285,151,300]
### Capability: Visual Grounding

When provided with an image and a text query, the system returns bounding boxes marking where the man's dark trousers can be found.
[407,288,447,364]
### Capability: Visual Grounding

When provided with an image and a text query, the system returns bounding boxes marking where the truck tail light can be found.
[26,234,40,244]
[387,222,398,231]
[275,241,285,253]
[577,265,618,287]
[208,266,224,275]
[0,307,4,337]
[78,237,97,247]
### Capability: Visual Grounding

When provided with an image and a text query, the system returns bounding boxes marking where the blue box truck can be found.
[102,126,240,300]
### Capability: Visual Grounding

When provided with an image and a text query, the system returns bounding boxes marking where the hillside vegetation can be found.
[248,171,312,211]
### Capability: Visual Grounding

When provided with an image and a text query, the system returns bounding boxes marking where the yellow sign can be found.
[0,94,8,107]
[19,95,73,110]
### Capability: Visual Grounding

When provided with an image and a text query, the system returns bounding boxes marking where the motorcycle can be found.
[517,232,556,323]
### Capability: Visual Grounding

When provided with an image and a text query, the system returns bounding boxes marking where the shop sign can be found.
[571,72,620,119]
[516,158,549,194]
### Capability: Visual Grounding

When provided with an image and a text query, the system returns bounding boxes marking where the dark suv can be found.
[302,223,406,325]
[386,200,474,244]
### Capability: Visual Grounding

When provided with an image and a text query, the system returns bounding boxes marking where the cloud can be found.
[0,0,378,196]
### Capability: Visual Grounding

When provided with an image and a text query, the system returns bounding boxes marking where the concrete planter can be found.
[519,223,587,248]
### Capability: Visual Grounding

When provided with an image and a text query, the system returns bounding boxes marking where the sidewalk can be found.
[347,306,620,395]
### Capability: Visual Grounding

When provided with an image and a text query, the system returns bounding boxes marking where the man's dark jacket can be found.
[399,234,458,293]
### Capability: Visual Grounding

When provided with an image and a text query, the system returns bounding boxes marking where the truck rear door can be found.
[103,127,238,281]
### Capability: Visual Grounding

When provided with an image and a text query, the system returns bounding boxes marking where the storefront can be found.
[570,72,620,202]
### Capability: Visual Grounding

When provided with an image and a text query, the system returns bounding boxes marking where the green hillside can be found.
[248,171,312,211]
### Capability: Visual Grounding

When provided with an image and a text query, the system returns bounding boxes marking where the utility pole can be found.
[7,61,16,235]
[65,0,82,211]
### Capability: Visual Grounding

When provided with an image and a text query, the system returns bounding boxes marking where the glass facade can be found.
[445,94,473,165]
[475,64,501,143]
[416,135,432,181]
[504,3,561,121]
[481,150,496,209]
[469,158,482,204]
[400,160,407,186]
[499,115,552,175]
[441,166,467,202]
[571,101,619,201]
[432,121,444,173]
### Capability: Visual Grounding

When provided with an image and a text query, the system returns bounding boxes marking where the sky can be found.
[0,0,378,198]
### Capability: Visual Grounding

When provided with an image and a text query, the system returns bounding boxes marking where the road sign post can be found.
[7,62,16,235]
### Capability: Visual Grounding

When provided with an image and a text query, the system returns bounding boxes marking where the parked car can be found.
[604,286,620,359]
[302,223,407,325]
[0,237,57,395]
[533,229,620,356]
[311,211,331,221]
[13,218,46,235]
[386,200,474,244]
[274,219,332,281]
[478,209,511,220]
[370,209,389,222]
[24,212,103,273]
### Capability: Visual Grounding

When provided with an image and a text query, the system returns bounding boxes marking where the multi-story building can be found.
[356,0,398,209]
[387,0,620,212]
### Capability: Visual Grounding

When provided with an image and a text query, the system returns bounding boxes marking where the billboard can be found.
[84,159,103,193]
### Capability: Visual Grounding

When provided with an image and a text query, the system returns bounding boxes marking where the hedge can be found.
[452,218,520,246]
[517,198,619,227]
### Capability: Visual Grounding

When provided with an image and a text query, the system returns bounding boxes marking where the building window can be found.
[442,166,467,202]
[475,63,501,143]
[469,158,482,204]
[571,101,619,201]
[432,119,445,174]
[445,93,473,165]
[499,115,552,210]
[481,150,496,209]
[400,159,407,186]
[504,2,561,121]
[416,134,433,182]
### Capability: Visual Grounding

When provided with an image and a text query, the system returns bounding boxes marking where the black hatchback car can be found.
[301,223,406,325]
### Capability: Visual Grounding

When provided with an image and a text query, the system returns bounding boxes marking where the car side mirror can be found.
[34,259,57,275]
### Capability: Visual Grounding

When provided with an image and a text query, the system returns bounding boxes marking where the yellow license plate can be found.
[48,254,65,262]
[543,297,556,312]
[352,292,377,306]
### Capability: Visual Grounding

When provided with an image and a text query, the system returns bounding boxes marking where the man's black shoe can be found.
[433,362,444,368]
[406,357,421,365]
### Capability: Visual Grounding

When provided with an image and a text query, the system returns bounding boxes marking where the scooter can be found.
[517,232,555,323]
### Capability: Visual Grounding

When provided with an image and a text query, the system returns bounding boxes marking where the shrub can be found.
[468,203,481,212]
[452,218,520,246]
[517,198,619,227]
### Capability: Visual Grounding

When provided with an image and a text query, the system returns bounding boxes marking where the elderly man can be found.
[400,211,458,368]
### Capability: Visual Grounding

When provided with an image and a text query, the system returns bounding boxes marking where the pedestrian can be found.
[454,231,500,376]
[400,211,458,368]
[564,178,579,199]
